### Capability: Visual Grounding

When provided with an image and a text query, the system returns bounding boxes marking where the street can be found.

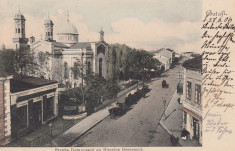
[70,65,181,147]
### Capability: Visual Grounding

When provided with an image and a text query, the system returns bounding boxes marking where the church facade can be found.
[13,12,109,88]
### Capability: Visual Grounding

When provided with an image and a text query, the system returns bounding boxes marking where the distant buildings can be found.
[0,72,58,145]
[152,48,175,70]
[181,55,202,144]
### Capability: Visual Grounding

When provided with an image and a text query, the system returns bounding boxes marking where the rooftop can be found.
[10,74,58,93]
[69,42,92,50]
[181,55,202,71]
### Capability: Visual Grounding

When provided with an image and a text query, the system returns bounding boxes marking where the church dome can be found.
[57,22,78,35]
[14,11,25,20]
[44,18,54,25]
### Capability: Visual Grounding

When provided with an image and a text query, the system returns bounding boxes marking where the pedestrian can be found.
[177,97,181,104]
[163,99,166,108]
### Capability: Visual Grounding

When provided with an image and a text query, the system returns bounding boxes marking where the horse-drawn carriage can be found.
[109,85,151,118]
[108,102,127,118]
[162,80,169,88]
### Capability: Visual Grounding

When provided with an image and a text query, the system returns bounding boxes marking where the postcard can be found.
[0,0,234,151]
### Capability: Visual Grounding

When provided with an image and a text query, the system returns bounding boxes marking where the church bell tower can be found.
[44,14,54,41]
[12,10,28,50]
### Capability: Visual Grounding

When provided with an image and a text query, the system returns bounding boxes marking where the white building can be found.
[153,55,170,70]
[152,48,175,70]
[181,55,202,144]
[13,12,109,88]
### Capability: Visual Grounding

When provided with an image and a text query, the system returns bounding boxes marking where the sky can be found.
[0,0,202,52]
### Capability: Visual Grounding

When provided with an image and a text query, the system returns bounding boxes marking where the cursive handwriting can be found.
[202,10,235,140]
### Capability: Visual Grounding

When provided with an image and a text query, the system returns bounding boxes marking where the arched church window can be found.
[64,62,69,79]
[99,58,102,77]
[87,61,91,74]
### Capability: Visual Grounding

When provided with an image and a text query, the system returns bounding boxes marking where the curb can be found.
[64,113,110,147]
[51,83,143,147]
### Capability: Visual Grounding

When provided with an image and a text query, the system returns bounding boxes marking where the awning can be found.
[183,107,202,121]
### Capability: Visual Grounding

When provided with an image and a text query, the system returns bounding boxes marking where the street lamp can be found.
[49,123,53,147]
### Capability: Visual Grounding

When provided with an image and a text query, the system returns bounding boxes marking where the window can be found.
[64,62,69,79]
[51,32,53,36]
[48,32,50,36]
[15,28,17,33]
[186,81,192,100]
[195,84,201,104]
[99,58,102,76]
[184,111,187,125]
[16,105,28,130]
[87,61,91,74]
[18,28,20,33]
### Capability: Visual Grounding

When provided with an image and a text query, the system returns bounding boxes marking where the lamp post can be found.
[49,123,53,147]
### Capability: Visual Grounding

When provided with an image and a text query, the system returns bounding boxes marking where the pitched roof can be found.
[181,55,202,70]
[53,42,69,48]
[152,48,174,53]
[10,74,58,93]
[69,42,92,50]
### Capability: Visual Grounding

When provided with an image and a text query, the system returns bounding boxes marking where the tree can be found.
[0,46,38,76]
[14,45,38,76]
[0,49,16,73]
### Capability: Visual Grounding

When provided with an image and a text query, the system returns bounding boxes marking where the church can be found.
[12,11,109,88]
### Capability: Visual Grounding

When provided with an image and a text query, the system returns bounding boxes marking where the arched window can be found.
[87,61,91,74]
[99,58,102,77]
[18,28,20,33]
[64,62,69,79]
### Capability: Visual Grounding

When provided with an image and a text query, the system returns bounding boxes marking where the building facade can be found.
[181,56,202,144]
[29,15,109,88]
[152,48,175,70]
[0,73,58,144]
[0,73,12,146]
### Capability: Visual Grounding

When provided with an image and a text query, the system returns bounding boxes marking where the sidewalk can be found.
[160,90,198,146]
[50,106,110,147]
[45,82,143,147]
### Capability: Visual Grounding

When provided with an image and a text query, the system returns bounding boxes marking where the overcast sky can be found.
[0,0,201,52]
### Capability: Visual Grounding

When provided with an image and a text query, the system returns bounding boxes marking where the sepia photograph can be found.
[1,0,234,149]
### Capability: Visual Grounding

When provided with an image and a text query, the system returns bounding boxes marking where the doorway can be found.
[193,118,200,142]
[32,101,42,129]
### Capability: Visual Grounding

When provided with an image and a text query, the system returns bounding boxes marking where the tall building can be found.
[181,55,202,144]
[30,16,109,88]
[44,16,54,41]
[12,10,29,50]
